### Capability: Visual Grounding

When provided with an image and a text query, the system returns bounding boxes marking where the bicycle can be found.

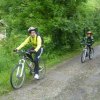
[10,50,46,89]
[81,43,94,63]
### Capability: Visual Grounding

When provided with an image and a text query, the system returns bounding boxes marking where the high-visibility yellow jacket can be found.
[17,34,42,52]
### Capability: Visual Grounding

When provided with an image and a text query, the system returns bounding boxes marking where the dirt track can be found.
[0,46,100,100]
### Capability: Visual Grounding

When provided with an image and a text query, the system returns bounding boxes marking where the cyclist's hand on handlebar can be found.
[30,50,36,53]
[86,43,91,46]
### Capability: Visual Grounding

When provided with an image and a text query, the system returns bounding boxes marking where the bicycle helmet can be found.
[87,31,92,35]
[28,27,36,33]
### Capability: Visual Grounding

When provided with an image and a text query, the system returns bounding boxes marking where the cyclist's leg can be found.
[34,48,43,75]
[26,47,34,62]
[89,45,92,52]
[88,44,93,59]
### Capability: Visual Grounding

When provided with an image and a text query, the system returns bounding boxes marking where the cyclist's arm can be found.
[91,36,94,44]
[91,36,94,45]
[16,36,30,50]
[34,36,42,52]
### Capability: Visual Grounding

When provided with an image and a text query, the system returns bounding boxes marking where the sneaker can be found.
[34,74,39,79]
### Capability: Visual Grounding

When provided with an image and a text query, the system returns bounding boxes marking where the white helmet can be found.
[28,27,36,33]
[87,31,92,35]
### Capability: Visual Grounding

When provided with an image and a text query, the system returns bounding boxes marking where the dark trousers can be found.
[26,47,43,74]
[86,44,92,52]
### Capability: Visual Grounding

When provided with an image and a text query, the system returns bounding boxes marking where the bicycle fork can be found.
[16,59,25,78]
[84,48,87,56]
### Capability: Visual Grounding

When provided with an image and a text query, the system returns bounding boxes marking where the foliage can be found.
[0,0,88,48]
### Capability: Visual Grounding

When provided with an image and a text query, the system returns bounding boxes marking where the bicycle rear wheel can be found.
[10,64,25,89]
[89,48,94,60]
[81,50,86,63]
[39,59,46,79]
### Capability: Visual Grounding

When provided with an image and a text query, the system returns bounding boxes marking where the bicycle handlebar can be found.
[14,50,28,56]
[81,43,91,46]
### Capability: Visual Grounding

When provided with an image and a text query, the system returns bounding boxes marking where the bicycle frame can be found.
[16,50,35,78]
[81,44,93,63]
[16,58,26,77]
[10,50,46,89]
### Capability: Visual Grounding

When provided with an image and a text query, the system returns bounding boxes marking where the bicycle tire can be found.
[39,59,46,79]
[10,64,26,89]
[81,50,86,63]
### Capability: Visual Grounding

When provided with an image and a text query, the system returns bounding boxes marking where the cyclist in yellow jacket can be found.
[15,27,43,79]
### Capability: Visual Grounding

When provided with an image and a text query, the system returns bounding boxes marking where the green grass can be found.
[0,71,12,95]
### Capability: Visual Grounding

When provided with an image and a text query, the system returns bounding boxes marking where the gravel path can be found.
[0,46,100,100]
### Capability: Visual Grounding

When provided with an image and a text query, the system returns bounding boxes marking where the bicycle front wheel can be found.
[10,64,25,89]
[81,50,86,63]
[39,59,46,79]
